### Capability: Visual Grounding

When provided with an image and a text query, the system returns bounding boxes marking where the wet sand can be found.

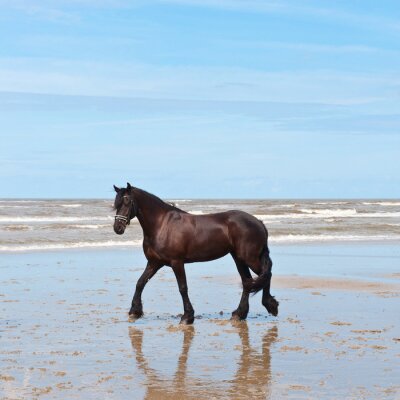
[1,245,399,399]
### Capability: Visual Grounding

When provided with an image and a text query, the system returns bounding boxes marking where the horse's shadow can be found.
[128,322,278,399]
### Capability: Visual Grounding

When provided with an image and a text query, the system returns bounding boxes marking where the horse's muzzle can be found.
[113,222,126,235]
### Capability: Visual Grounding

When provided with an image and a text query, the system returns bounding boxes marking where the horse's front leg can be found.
[171,262,195,325]
[129,261,163,320]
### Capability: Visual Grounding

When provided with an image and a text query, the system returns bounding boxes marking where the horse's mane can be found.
[114,186,188,213]
[134,187,187,213]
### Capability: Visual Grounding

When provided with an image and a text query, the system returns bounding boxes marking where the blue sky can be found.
[0,0,399,199]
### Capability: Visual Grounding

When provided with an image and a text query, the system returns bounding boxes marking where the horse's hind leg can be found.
[171,262,195,325]
[129,261,163,320]
[261,256,279,316]
[231,256,252,320]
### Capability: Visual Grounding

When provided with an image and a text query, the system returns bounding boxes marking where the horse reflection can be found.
[129,322,278,399]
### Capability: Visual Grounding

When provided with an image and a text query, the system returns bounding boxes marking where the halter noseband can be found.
[115,195,136,225]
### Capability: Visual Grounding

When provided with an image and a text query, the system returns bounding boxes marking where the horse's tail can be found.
[243,242,273,294]
[241,222,272,294]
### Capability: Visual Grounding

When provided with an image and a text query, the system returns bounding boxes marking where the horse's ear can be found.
[113,185,120,193]
[127,182,132,192]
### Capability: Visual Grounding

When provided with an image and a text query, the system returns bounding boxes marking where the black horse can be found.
[113,183,278,324]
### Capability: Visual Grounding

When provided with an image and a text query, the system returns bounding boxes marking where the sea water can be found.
[1,199,400,252]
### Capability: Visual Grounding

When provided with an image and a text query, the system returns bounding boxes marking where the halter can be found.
[115,195,136,225]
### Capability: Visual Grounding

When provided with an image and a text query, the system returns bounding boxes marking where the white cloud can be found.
[0,57,398,106]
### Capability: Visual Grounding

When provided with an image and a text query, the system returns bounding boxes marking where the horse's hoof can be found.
[179,319,192,325]
[231,311,247,321]
[179,315,194,325]
[128,311,143,321]
[263,296,279,317]
[269,308,278,317]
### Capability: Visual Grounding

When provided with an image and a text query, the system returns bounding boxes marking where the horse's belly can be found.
[185,248,229,263]
[185,232,231,263]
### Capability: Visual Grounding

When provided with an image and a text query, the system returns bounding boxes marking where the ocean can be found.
[1,199,400,252]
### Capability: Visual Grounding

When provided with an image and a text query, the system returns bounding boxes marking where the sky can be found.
[0,0,399,199]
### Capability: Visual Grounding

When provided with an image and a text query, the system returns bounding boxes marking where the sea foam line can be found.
[362,201,400,206]
[2,234,400,253]
[184,210,400,219]
[0,216,113,223]
[255,211,400,220]
[0,240,142,252]
[271,234,400,243]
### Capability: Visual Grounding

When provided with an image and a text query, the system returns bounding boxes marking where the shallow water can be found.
[1,246,399,399]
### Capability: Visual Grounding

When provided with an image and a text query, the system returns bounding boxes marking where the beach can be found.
[1,244,399,399]
[3,0,399,398]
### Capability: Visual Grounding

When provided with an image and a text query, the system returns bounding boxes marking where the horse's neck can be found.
[133,188,170,237]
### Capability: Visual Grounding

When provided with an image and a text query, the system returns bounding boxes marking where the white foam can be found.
[60,204,82,208]
[0,216,113,223]
[0,205,31,208]
[271,234,400,243]
[256,210,400,220]
[70,224,109,229]
[0,240,142,252]
[299,208,358,216]
[349,212,400,218]
[315,201,350,205]
[362,201,400,206]
[0,200,46,203]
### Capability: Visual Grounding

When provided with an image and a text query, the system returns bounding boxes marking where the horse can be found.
[113,183,278,324]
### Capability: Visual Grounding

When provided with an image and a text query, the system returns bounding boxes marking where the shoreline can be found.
[2,237,400,253]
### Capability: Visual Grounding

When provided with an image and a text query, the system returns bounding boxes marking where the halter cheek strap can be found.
[115,214,129,223]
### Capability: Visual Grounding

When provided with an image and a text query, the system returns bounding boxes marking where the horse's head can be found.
[113,182,137,235]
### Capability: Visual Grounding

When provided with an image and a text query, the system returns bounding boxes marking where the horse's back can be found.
[186,209,267,240]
